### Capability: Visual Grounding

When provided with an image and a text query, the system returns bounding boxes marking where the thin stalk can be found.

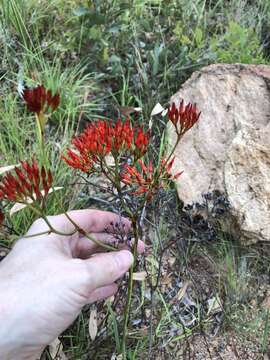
[163,135,181,168]
[100,159,116,185]
[27,204,76,236]
[43,215,77,236]
[121,218,139,359]
[112,155,135,219]
[64,212,116,251]
[24,205,116,251]
[113,154,121,191]
[24,230,52,238]
[78,174,114,193]
[35,113,46,164]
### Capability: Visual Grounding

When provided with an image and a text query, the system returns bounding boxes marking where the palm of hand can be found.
[0,210,142,360]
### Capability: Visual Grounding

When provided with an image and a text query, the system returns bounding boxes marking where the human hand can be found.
[0,209,144,360]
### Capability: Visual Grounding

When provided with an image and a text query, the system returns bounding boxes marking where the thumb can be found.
[84,250,133,289]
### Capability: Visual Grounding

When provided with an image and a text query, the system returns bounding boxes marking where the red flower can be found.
[0,159,53,204]
[160,156,183,181]
[122,157,182,201]
[134,128,150,160]
[168,100,200,136]
[63,120,150,172]
[23,85,60,114]
[122,160,154,196]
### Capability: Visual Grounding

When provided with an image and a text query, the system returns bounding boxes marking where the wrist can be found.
[0,261,43,360]
[0,344,42,360]
[0,291,43,360]
[0,293,44,360]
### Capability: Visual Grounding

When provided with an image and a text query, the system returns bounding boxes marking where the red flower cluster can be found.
[0,159,53,203]
[168,100,200,136]
[23,85,60,114]
[63,120,150,172]
[122,160,154,196]
[122,157,182,200]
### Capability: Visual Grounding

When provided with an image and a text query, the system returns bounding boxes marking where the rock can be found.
[225,126,270,243]
[168,64,270,244]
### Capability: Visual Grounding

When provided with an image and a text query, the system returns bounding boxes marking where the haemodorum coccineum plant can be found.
[0,83,200,359]
[23,84,60,145]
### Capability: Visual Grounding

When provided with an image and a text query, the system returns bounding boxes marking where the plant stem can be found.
[121,218,139,359]
[163,136,181,168]
[35,113,46,164]
[28,204,78,236]
[24,205,116,250]
[24,230,52,238]
[63,211,116,251]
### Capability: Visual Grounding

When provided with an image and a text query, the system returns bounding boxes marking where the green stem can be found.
[100,159,116,185]
[24,230,52,238]
[163,136,181,168]
[114,154,121,191]
[28,204,76,236]
[121,218,139,359]
[63,212,116,251]
[23,206,116,251]
[27,204,116,250]
[112,154,136,219]
[35,113,46,165]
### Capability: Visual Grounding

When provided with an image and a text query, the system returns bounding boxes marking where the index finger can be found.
[48,209,131,235]
[84,250,133,289]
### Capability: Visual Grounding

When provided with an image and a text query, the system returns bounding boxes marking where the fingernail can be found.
[115,250,133,271]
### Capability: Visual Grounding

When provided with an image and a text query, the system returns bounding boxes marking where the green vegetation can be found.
[1,0,270,358]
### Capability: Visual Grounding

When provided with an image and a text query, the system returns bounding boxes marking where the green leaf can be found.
[86,12,106,25]
[194,28,203,46]
[73,6,90,17]
[89,25,101,40]
[73,7,105,25]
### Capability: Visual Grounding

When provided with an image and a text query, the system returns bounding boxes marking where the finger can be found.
[85,250,133,289]
[73,233,118,258]
[87,284,118,303]
[75,234,145,258]
[50,209,131,235]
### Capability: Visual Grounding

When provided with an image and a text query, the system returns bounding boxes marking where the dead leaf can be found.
[144,288,151,300]
[168,256,176,267]
[145,255,159,269]
[119,106,142,117]
[150,103,165,116]
[207,294,223,315]
[176,281,191,302]
[105,295,115,304]
[262,296,270,309]
[9,187,63,216]
[0,164,19,176]
[132,271,147,281]
[145,309,151,318]
[161,109,168,117]
[89,308,98,341]
[160,274,171,285]
[111,355,122,360]
[49,338,67,360]
[105,154,115,166]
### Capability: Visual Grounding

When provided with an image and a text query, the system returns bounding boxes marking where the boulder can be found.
[225,126,270,243]
[168,64,270,244]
